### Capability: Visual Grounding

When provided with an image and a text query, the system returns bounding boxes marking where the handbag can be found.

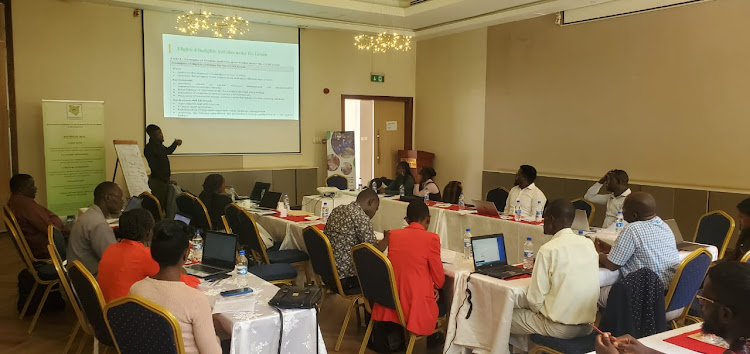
[269,285,322,309]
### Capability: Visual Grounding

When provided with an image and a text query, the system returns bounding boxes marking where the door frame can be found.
[340,95,413,150]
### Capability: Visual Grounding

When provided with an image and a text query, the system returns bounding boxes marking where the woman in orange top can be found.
[371,201,445,336]
[98,209,199,302]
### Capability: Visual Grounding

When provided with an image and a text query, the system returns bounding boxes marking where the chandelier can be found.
[175,10,250,39]
[354,32,412,53]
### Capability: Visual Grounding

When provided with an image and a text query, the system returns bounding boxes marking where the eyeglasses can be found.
[696,294,715,305]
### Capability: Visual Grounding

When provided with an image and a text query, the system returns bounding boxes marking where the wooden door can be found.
[373,100,405,179]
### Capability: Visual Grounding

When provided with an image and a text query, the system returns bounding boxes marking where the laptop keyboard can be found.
[188,264,222,273]
[481,266,531,279]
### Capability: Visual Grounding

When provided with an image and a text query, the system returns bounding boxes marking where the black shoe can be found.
[426,332,445,348]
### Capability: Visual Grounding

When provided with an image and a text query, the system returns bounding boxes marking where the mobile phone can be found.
[220,288,254,297]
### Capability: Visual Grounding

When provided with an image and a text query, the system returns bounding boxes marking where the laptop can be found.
[249,191,282,215]
[470,234,532,279]
[473,200,500,217]
[571,209,593,232]
[185,231,238,278]
[123,196,143,212]
[250,182,271,203]
[174,213,191,225]
[667,219,704,251]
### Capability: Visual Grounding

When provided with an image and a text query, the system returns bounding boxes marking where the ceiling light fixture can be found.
[354,32,412,53]
[175,10,250,39]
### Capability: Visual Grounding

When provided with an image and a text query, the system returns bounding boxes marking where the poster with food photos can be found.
[326,131,355,190]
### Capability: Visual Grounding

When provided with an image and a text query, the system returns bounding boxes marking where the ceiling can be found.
[96,0,619,38]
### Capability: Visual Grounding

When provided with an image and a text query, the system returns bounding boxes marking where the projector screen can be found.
[143,10,300,154]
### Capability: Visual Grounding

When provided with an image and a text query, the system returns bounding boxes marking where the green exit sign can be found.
[370,74,385,83]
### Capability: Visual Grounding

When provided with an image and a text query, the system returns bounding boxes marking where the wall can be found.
[11,0,415,206]
[415,28,487,201]
[484,0,750,193]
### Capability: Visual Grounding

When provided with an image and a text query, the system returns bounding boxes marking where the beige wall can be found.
[484,0,750,193]
[415,28,487,201]
[11,0,415,205]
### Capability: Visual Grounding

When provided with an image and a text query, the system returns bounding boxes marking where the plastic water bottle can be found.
[228,185,237,202]
[523,237,534,270]
[615,210,624,233]
[191,230,203,262]
[424,193,430,203]
[321,202,330,223]
[237,250,248,275]
[458,193,465,211]
[283,193,291,210]
[534,200,543,222]
[463,228,473,260]
[399,184,405,197]
[357,178,363,191]
[514,200,522,221]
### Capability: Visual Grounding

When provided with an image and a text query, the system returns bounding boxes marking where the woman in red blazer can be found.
[371,201,445,336]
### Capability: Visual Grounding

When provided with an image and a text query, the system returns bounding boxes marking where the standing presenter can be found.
[144,124,182,209]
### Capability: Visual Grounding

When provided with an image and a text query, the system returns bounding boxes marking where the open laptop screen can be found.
[123,197,143,212]
[202,231,237,269]
[472,234,508,267]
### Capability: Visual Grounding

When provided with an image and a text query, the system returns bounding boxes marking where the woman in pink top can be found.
[129,220,221,354]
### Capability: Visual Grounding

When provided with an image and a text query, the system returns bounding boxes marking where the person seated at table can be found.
[371,201,445,337]
[6,173,69,259]
[595,192,679,306]
[98,209,200,302]
[325,189,388,289]
[503,165,547,217]
[413,167,441,201]
[584,169,632,229]
[510,199,600,338]
[383,161,415,196]
[731,198,750,261]
[68,182,123,276]
[595,261,750,354]
[198,174,233,230]
[129,220,222,354]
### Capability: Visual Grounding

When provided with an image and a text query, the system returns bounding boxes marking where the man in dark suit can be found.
[144,124,181,209]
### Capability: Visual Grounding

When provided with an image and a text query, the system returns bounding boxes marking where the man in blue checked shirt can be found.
[594,192,680,306]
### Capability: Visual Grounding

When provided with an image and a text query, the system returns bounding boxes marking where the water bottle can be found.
[615,210,624,233]
[458,193,465,211]
[523,237,534,270]
[399,184,405,197]
[321,202,330,223]
[283,193,290,210]
[228,185,237,202]
[514,200,522,221]
[534,200,543,222]
[237,250,248,275]
[424,193,430,204]
[357,178,363,191]
[191,230,203,262]
[463,228,473,260]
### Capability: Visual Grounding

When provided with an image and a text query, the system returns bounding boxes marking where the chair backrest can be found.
[303,226,346,294]
[742,250,750,263]
[665,248,712,312]
[139,192,164,222]
[224,203,267,263]
[326,175,348,190]
[443,181,463,204]
[3,204,45,264]
[351,243,406,326]
[68,260,115,346]
[571,198,595,224]
[175,193,212,231]
[694,210,735,259]
[486,187,509,213]
[47,226,91,335]
[104,296,185,354]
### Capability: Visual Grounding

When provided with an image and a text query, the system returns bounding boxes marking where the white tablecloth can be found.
[200,272,327,354]
[585,323,704,354]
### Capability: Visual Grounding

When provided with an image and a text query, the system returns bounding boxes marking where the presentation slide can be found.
[473,237,506,266]
[143,10,301,154]
[163,35,298,120]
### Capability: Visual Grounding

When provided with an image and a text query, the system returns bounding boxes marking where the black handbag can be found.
[269,285,322,309]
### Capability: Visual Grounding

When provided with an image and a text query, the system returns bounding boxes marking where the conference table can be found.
[585,323,708,354]
[199,271,326,354]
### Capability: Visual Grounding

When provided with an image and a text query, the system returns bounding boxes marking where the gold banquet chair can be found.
[664,248,713,328]
[741,250,750,263]
[352,243,447,354]
[104,296,185,354]
[67,261,117,353]
[693,210,735,260]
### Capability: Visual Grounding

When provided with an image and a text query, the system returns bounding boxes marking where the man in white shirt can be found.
[503,165,547,217]
[510,199,600,338]
[584,169,631,229]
